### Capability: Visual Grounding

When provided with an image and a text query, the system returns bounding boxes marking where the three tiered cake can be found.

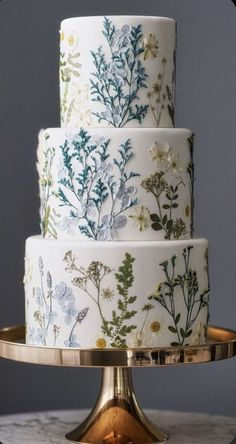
[24,16,210,349]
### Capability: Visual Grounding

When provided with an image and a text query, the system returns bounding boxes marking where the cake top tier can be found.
[60,15,176,128]
[61,15,175,26]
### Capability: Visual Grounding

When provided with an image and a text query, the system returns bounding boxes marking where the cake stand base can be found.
[66,367,167,443]
[1,325,236,443]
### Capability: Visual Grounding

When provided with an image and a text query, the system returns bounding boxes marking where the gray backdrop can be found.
[0,0,236,416]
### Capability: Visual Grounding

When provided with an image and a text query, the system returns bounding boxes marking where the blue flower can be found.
[27,327,35,344]
[92,135,108,147]
[64,333,80,348]
[113,214,127,229]
[111,24,131,51]
[135,61,146,81]
[98,214,127,240]
[45,307,58,325]
[54,282,75,306]
[65,131,83,145]
[117,183,137,207]
[58,216,78,235]
[62,302,78,325]
[103,64,125,86]
[96,161,113,182]
[35,328,48,345]
[35,287,44,307]
[101,105,123,126]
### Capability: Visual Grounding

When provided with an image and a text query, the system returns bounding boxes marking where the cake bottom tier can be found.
[24,236,210,349]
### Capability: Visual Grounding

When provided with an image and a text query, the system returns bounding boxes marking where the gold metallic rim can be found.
[0,325,236,367]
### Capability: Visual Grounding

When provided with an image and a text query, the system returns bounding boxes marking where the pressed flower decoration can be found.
[148,246,209,346]
[90,17,149,127]
[64,251,138,348]
[147,54,175,126]
[60,31,91,127]
[38,132,59,239]
[28,256,89,347]
[141,34,159,60]
[55,128,140,240]
[141,140,189,240]
[129,205,150,232]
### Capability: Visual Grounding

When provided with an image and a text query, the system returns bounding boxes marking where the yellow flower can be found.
[129,206,150,231]
[96,338,107,349]
[141,34,159,60]
[60,31,64,41]
[150,321,161,333]
[68,35,74,46]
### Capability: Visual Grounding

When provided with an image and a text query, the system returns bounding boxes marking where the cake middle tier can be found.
[38,127,194,241]
[24,237,210,349]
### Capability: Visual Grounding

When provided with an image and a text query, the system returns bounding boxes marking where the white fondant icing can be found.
[25,236,209,349]
[60,16,176,128]
[38,128,194,241]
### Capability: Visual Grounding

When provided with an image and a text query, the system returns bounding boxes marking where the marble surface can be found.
[0,409,236,443]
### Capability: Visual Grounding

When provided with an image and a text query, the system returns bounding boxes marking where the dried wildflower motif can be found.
[187,133,195,235]
[38,132,60,238]
[147,54,175,126]
[23,256,33,288]
[29,256,89,347]
[191,322,207,345]
[148,246,210,346]
[57,128,140,240]
[64,251,138,348]
[101,287,114,301]
[129,205,150,231]
[60,30,86,127]
[90,17,149,127]
[141,142,187,239]
[140,34,159,60]
[149,142,172,170]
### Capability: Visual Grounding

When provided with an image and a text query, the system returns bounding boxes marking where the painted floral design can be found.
[141,141,187,239]
[90,17,149,127]
[187,133,195,235]
[64,251,138,348]
[38,133,59,239]
[129,205,150,231]
[60,31,92,127]
[29,256,89,347]
[57,128,140,240]
[140,34,159,60]
[148,246,210,346]
[147,54,175,127]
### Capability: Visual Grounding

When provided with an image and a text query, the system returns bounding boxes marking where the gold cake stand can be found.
[0,325,236,444]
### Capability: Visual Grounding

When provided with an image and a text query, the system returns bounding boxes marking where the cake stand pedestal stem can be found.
[66,367,168,443]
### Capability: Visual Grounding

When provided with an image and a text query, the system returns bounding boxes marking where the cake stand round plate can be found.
[0,325,236,367]
[0,325,235,444]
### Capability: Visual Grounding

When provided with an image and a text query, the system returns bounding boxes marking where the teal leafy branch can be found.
[57,128,140,240]
[148,246,209,346]
[90,16,149,127]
